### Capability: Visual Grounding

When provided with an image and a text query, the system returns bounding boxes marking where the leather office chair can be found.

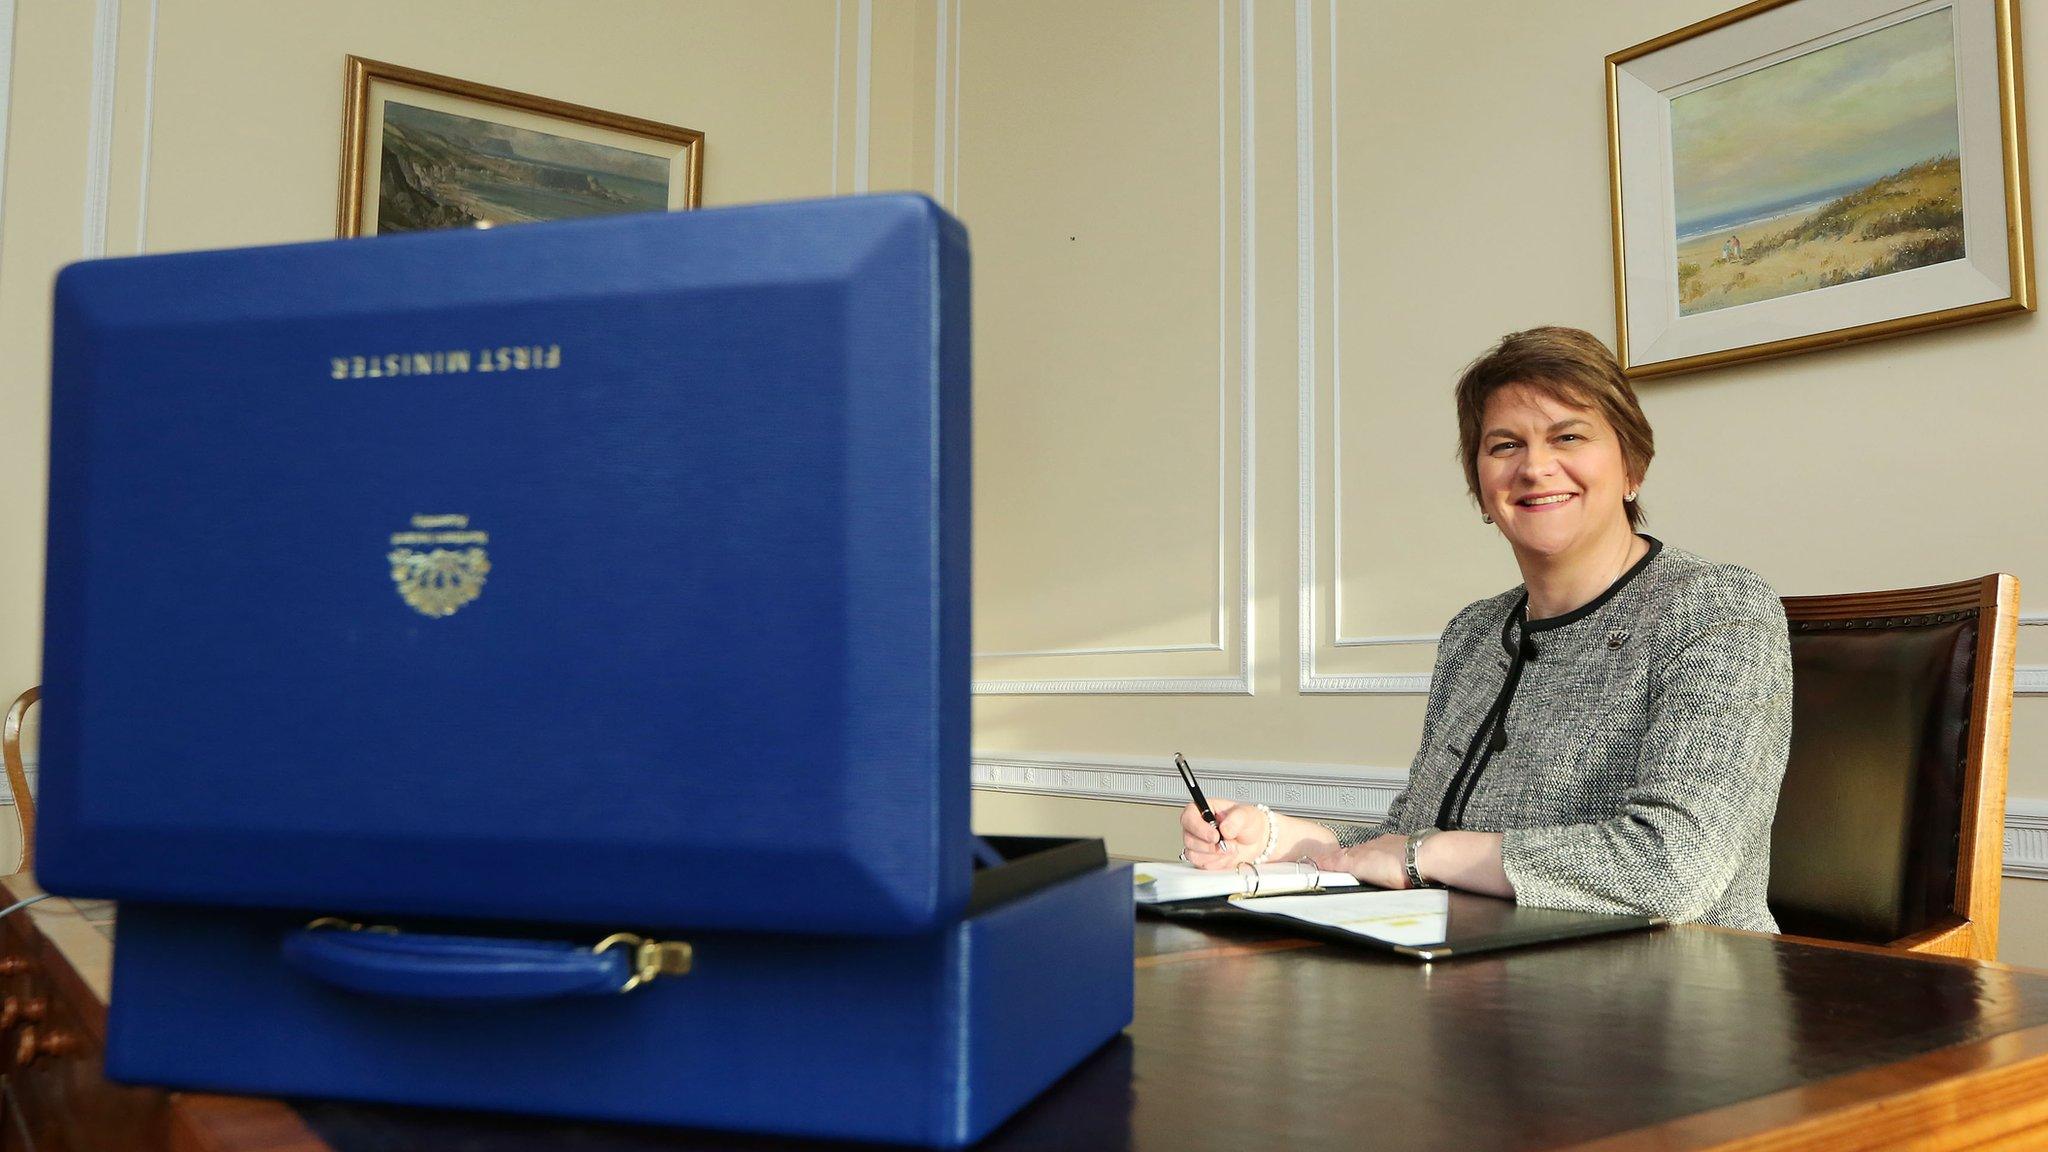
[3,685,36,871]
[1768,576,2018,960]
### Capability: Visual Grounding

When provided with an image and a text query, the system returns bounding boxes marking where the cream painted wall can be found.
[946,2,2048,965]
[2,0,2044,961]
[0,0,929,872]
[0,1,95,711]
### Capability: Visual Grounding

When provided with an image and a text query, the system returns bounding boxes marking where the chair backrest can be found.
[1768,576,2017,960]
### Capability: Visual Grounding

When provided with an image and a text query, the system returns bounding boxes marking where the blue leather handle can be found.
[281,927,632,1002]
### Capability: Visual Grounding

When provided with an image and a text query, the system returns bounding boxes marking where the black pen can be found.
[1174,752,1226,849]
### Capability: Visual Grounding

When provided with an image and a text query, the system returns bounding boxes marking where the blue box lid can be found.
[38,195,972,936]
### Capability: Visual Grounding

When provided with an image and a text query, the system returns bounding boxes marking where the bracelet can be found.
[1251,803,1280,865]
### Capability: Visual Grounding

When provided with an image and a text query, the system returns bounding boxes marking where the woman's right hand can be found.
[1180,799,1268,870]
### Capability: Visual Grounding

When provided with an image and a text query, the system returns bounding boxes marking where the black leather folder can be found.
[1141,887,1660,960]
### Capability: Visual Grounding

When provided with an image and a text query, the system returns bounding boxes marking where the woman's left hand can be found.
[1311,834,1410,889]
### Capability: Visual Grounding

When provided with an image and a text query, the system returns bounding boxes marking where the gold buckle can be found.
[593,932,694,993]
[306,920,690,994]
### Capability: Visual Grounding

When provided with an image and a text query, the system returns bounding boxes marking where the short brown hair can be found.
[1453,327,1654,529]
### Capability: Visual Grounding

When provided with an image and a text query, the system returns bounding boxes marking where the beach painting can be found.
[377,102,670,233]
[1670,11,1964,316]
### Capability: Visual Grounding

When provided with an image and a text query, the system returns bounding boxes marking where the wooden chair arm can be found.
[4,685,39,871]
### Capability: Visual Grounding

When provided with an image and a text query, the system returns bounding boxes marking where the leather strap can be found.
[281,925,640,1002]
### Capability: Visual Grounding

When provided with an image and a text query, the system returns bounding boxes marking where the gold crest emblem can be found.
[388,514,491,618]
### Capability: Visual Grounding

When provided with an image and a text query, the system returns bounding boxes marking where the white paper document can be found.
[1237,889,1451,947]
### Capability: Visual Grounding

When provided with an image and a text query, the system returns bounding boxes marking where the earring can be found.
[1482,514,1495,524]
[1624,490,1638,503]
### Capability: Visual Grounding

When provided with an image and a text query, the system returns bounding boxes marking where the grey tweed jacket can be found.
[1337,540,1793,932]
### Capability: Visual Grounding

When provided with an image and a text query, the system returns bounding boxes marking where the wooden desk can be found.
[10,874,2048,1151]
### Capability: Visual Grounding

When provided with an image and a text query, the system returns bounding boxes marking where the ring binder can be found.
[1235,860,1330,899]
[1134,859,1358,904]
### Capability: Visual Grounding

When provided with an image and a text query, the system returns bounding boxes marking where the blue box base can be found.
[106,863,1133,1148]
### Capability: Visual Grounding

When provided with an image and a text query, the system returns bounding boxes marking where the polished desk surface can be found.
[18,876,2048,1151]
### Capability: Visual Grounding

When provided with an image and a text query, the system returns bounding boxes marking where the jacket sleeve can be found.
[1329,603,1483,848]
[1329,794,1404,847]
[1497,570,1793,921]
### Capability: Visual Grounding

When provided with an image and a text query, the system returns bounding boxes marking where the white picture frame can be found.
[1608,0,2032,378]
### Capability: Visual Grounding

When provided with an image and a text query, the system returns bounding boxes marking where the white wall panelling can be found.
[971,0,1255,695]
[82,0,119,258]
[852,0,871,194]
[831,0,843,194]
[1296,0,1433,696]
[0,0,17,269]
[946,0,959,207]
[132,0,158,252]
[930,0,945,202]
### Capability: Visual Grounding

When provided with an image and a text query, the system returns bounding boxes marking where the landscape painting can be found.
[339,58,702,238]
[1670,11,1964,316]
[377,102,670,233]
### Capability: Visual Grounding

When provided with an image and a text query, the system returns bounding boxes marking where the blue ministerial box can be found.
[38,195,1133,1148]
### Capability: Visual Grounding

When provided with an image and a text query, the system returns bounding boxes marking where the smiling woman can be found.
[1458,328,1654,617]
[1181,328,1795,931]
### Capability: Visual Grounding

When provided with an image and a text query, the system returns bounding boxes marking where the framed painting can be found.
[1608,0,2031,378]
[338,57,703,237]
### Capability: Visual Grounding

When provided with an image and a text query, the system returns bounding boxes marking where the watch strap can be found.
[1404,828,1443,889]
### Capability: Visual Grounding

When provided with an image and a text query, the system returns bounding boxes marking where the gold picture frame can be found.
[339,56,703,238]
[1608,0,2031,378]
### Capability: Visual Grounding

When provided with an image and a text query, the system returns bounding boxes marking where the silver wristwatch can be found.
[1404,828,1443,889]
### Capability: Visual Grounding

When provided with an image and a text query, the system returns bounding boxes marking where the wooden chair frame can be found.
[3,685,36,871]
[1780,575,2019,960]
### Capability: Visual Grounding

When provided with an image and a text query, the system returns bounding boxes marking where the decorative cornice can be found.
[975,751,2048,880]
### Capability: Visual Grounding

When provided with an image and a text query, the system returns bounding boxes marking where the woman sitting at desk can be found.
[1182,327,1792,931]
